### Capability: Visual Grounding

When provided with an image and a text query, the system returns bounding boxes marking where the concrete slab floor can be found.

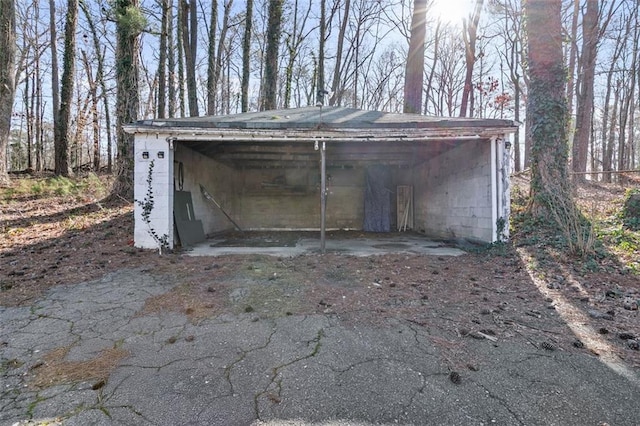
[184,231,466,257]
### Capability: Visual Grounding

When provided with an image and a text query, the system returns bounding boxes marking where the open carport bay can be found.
[128,107,514,250]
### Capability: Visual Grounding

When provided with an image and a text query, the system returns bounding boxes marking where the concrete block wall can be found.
[134,134,174,249]
[413,140,493,242]
[235,167,365,230]
[233,168,316,229]
[326,168,365,229]
[175,144,368,231]
[174,144,238,234]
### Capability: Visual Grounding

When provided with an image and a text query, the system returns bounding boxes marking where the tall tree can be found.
[572,0,618,177]
[167,0,177,118]
[261,0,284,111]
[328,0,350,106]
[403,0,427,114]
[525,0,572,215]
[207,0,218,115]
[80,0,113,172]
[241,0,253,112]
[283,0,313,109]
[181,0,198,116]
[571,0,599,177]
[316,0,325,105]
[211,0,234,114]
[111,0,144,200]
[49,0,60,152]
[54,0,78,177]
[459,0,484,117]
[157,0,169,118]
[0,0,16,185]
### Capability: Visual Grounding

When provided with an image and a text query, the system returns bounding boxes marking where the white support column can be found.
[490,137,498,242]
[320,141,327,254]
[500,136,511,240]
[134,133,175,250]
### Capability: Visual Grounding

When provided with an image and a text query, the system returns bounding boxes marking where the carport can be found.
[125,107,516,251]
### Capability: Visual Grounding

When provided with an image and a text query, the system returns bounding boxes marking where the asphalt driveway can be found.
[2,267,640,426]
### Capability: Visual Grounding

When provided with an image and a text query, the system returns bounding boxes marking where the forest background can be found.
[0,0,638,196]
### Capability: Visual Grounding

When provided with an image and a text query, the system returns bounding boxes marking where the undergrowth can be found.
[1,173,109,202]
[510,181,639,274]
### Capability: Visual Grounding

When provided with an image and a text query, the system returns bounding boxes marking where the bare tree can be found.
[423,18,441,115]
[403,0,427,114]
[490,0,525,171]
[572,0,619,177]
[111,0,143,200]
[328,0,350,106]
[80,0,113,172]
[49,0,60,150]
[241,0,253,112]
[181,0,198,116]
[157,0,169,118]
[459,0,483,117]
[317,0,326,105]
[283,0,314,108]
[80,50,100,171]
[261,0,284,111]
[206,0,218,115]
[566,0,580,116]
[525,0,572,216]
[0,0,16,185]
[55,0,78,177]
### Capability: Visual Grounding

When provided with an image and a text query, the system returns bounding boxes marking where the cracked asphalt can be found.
[2,269,640,426]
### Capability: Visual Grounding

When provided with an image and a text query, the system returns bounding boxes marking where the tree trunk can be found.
[459,0,484,118]
[241,0,253,112]
[167,0,176,118]
[81,50,100,171]
[213,0,233,114]
[525,0,572,214]
[328,0,350,106]
[35,49,42,172]
[403,0,426,114]
[157,0,169,118]
[177,0,186,117]
[261,0,284,111]
[566,0,580,116]
[283,0,312,109]
[423,20,441,115]
[80,0,113,172]
[111,0,142,200]
[181,0,199,116]
[207,0,218,115]
[571,0,598,178]
[604,80,620,182]
[316,0,325,105]
[49,0,60,139]
[25,68,33,171]
[55,0,78,177]
[0,0,16,185]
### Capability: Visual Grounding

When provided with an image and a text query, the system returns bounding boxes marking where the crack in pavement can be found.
[254,327,326,421]
[472,380,526,425]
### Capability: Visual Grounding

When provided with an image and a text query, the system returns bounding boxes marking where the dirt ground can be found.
[1,175,639,371]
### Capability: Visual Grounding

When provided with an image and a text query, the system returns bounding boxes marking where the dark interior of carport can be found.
[171,130,494,248]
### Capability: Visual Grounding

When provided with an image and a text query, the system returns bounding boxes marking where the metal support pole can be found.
[320,141,326,254]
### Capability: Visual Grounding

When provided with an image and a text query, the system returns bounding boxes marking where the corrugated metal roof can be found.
[126,106,517,131]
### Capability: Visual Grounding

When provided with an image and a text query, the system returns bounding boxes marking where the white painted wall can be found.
[133,134,174,250]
